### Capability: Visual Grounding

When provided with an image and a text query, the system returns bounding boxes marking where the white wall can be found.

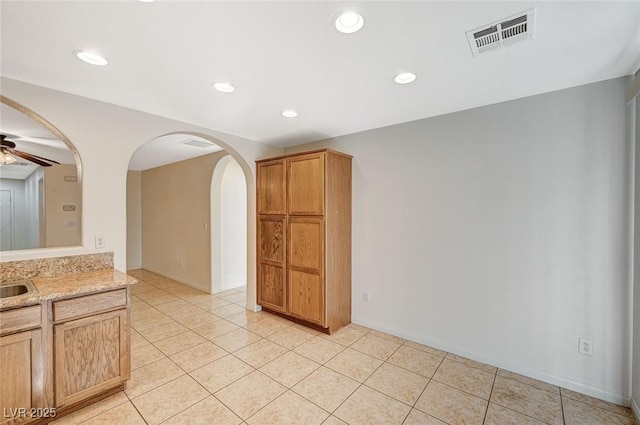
[0,77,282,311]
[126,170,142,270]
[221,158,247,289]
[287,77,633,405]
[632,81,640,418]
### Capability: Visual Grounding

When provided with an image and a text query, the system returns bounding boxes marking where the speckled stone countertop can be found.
[0,269,137,309]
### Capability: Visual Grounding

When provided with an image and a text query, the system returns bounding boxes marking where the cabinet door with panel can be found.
[257,159,287,215]
[288,153,325,216]
[257,216,287,313]
[53,309,129,407]
[288,217,324,325]
[0,329,44,425]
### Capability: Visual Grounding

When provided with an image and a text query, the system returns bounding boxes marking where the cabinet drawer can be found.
[0,304,41,336]
[52,289,127,322]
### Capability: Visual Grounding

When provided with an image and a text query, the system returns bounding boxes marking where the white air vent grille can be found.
[3,161,31,166]
[467,8,535,56]
[180,138,217,148]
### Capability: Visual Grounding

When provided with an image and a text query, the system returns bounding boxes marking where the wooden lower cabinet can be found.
[0,329,44,425]
[257,216,287,313]
[53,308,129,407]
[289,270,323,325]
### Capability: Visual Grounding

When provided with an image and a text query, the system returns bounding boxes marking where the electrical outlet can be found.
[362,292,369,303]
[94,235,106,249]
[579,337,593,356]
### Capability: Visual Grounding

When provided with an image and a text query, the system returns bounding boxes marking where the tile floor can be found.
[50,269,638,425]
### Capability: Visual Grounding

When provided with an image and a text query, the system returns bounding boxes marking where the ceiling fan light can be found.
[74,50,108,66]
[0,152,17,165]
[334,11,364,34]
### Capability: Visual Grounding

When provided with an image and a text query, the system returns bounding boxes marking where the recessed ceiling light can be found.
[213,82,235,93]
[394,72,417,85]
[74,50,108,66]
[282,110,298,118]
[138,0,155,2]
[334,11,364,34]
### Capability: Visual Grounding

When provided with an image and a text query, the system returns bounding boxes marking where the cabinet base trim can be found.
[261,306,349,335]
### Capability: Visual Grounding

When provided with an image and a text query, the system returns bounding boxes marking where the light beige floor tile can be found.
[321,416,348,425]
[364,362,429,405]
[234,339,289,368]
[145,294,180,306]
[260,351,320,387]
[225,310,267,327]
[212,303,247,318]
[292,323,321,335]
[369,329,405,344]
[49,392,129,425]
[294,335,346,364]
[160,396,242,425]
[130,307,166,322]
[130,331,150,350]
[152,299,194,314]
[245,317,291,337]
[81,402,146,425]
[190,297,232,311]
[190,354,254,393]
[246,391,329,425]
[402,409,448,425]
[212,328,262,352]
[267,325,315,349]
[490,376,563,425]
[562,397,637,425]
[402,341,446,358]
[170,341,228,372]
[445,353,497,374]
[334,386,411,425]
[131,375,208,425]
[387,345,443,378]
[498,369,559,394]
[292,366,359,412]
[136,289,170,301]
[484,403,547,425]
[561,388,635,418]
[432,358,495,399]
[172,311,222,328]
[325,348,383,382]
[214,371,287,420]
[320,325,368,346]
[130,314,175,332]
[192,319,240,340]
[221,292,247,304]
[415,381,487,425]
[125,357,185,399]
[351,333,402,360]
[137,321,189,343]
[152,330,207,356]
[131,343,166,370]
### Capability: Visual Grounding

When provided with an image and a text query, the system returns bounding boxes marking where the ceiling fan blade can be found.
[0,136,17,149]
[10,150,53,167]
[20,151,60,165]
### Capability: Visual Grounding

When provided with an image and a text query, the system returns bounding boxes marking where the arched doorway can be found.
[211,155,247,293]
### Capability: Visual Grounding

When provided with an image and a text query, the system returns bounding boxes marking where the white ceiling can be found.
[1,1,640,152]
[129,134,222,170]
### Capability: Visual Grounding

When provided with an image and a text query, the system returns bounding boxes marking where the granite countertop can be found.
[0,269,137,309]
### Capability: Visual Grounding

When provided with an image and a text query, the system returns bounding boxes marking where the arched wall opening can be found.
[126,131,258,311]
[211,155,247,293]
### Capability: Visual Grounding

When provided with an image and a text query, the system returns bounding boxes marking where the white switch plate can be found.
[95,235,106,249]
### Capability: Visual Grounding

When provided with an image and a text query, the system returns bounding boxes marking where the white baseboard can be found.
[140,265,209,293]
[352,315,631,406]
[631,397,640,422]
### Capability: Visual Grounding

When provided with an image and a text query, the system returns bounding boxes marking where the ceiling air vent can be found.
[180,138,217,148]
[466,8,535,57]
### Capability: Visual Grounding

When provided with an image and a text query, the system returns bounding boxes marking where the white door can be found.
[0,189,13,250]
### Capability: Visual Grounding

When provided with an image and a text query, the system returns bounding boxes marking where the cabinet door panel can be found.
[0,329,43,424]
[54,309,129,407]
[257,160,286,215]
[289,219,323,270]
[258,264,286,313]
[258,217,285,263]
[288,154,324,215]
[289,271,323,325]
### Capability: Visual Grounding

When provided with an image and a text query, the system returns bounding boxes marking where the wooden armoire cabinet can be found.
[256,149,352,333]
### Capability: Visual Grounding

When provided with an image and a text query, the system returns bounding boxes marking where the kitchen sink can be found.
[0,280,37,298]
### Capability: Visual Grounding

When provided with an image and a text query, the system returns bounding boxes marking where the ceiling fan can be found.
[0,134,60,167]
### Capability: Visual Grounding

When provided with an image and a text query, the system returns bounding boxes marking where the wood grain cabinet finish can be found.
[0,305,46,425]
[256,149,352,333]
